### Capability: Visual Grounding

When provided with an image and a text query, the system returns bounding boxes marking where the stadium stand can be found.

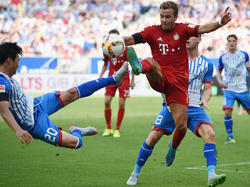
[0,0,248,73]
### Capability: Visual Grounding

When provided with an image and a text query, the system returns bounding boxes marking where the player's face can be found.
[186,37,200,49]
[9,56,19,77]
[227,37,237,51]
[159,8,177,32]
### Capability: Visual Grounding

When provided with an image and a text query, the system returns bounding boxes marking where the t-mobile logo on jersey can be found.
[159,44,169,55]
[159,44,180,55]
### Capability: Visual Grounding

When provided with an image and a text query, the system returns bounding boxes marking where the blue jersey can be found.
[218,50,249,93]
[0,73,34,131]
[188,55,213,107]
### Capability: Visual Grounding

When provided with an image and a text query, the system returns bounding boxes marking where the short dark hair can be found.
[0,42,23,65]
[108,29,120,35]
[227,34,237,41]
[160,1,178,17]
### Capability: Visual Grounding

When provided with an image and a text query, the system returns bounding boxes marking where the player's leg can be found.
[113,97,126,138]
[58,62,128,107]
[165,103,188,166]
[103,95,114,136]
[126,47,162,82]
[198,125,226,186]
[58,126,98,149]
[223,91,236,144]
[127,103,174,185]
[236,91,250,115]
[127,130,164,185]
[224,109,235,143]
[31,111,96,149]
[114,81,129,138]
[61,125,98,148]
[188,107,226,186]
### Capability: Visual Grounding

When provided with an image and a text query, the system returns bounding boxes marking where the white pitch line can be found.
[185,162,250,173]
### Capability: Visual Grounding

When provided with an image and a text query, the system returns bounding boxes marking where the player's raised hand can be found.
[16,129,33,145]
[220,7,232,25]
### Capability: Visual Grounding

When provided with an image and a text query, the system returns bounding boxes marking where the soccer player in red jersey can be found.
[100,29,135,138]
[124,1,231,167]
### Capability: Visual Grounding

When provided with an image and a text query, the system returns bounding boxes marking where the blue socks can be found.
[133,141,154,174]
[224,116,233,139]
[75,77,115,98]
[72,130,83,149]
[204,143,217,176]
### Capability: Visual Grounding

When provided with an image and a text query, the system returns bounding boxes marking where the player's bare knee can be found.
[119,103,125,109]
[148,136,157,146]
[72,137,82,149]
[105,102,111,108]
[175,124,187,132]
[66,88,77,97]
[224,109,232,117]
[206,131,215,142]
[105,97,112,106]
[146,131,162,146]
[175,120,187,130]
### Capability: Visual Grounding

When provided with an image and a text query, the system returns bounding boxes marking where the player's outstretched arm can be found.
[200,83,212,110]
[99,60,108,78]
[198,7,231,34]
[0,101,33,145]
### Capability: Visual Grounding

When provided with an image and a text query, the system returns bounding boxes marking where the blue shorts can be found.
[153,104,213,137]
[29,91,64,145]
[223,90,250,110]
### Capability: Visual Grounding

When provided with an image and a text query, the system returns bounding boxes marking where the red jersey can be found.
[140,23,199,79]
[103,47,129,79]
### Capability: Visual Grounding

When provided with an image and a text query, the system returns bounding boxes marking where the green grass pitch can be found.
[0,96,249,187]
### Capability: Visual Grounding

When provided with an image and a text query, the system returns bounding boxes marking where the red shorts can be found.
[147,68,189,106]
[105,78,130,98]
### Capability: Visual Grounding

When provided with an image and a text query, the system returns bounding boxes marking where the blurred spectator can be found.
[0,0,248,73]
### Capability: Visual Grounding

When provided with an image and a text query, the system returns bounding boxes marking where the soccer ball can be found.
[102,34,125,58]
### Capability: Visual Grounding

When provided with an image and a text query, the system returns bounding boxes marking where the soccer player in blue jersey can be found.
[127,36,226,186]
[0,42,128,148]
[216,34,250,144]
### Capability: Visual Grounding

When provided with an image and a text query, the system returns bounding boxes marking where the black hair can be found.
[108,29,120,35]
[227,34,237,41]
[0,42,23,65]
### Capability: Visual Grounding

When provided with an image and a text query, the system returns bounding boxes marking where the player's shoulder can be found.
[199,54,209,62]
[0,73,11,92]
[200,55,213,68]
[219,52,228,58]
[199,55,211,63]
[239,50,249,57]
[0,73,9,82]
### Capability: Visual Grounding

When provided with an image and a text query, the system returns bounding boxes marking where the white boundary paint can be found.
[185,162,250,173]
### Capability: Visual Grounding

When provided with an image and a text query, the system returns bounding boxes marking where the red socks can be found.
[140,59,152,73]
[105,108,125,130]
[172,129,187,149]
[105,109,111,129]
[116,108,125,130]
